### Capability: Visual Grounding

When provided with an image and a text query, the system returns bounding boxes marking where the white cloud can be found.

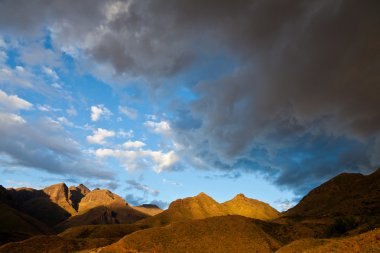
[118,129,134,138]
[0,89,33,111]
[37,104,61,112]
[0,112,26,124]
[56,117,75,127]
[87,128,115,145]
[123,140,145,149]
[119,105,137,119]
[90,104,112,121]
[42,66,59,80]
[95,147,179,173]
[144,120,171,134]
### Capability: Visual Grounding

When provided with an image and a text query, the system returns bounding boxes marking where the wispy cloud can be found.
[119,105,137,120]
[126,179,159,196]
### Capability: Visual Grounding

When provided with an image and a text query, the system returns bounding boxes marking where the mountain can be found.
[136,192,279,228]
[2,168,379,252]
[5,185,72,226]
[96,215,282,253]
[131,204,163,216]
[222,193,280,220]
[68,184,90,211]
[285,168,380,219]
[0,202,53,245]
[59,192,280,240]
[56,189,149,230]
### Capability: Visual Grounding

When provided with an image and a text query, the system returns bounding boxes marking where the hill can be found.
[56,189,149,231]
[4,183,87,226]
[222,193,279,220]
[95,215,282,253]
[285,168,380,218]
[0,235,114,253]
[135,192,279,228]
[0,202,53,245]
[59,192,280,240]
[276,228,380,253]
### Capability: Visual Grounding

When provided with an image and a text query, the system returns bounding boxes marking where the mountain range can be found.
[0,168,379,252]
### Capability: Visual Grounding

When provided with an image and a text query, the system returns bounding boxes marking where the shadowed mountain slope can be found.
[69,184,91,211]
[96,215,282,253]
[5,185,72,227]
[56,189,148,231]
[0,235,114,253]
[285,168,380,218]
[276,228,380,253]
[0,202,53,245]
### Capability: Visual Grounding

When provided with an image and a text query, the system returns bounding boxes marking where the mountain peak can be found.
[234,193,247,199]
[78,189,126,213]
[222,194,279,220]
[77,184,90,195]
[195,192,210,198]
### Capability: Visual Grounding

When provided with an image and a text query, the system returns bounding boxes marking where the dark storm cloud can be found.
[0,0,107,36]
[0,0,379,194]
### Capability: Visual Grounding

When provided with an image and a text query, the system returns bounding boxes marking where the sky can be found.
[0,0,379,211]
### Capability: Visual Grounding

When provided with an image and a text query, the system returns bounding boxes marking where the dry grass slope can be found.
[276,228,380,253]
[95,215,282,253]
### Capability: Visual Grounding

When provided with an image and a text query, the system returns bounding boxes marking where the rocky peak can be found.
[42,183,76,215]
[233,193,247,200]
[78,189,127,213]
[68,184,90,211]
[43,183,69,203]
[77,184,91,195]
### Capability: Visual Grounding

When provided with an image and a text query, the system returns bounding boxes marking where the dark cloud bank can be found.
[0,0,379,195]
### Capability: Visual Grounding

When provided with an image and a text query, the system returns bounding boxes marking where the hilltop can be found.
[0,168,379,252]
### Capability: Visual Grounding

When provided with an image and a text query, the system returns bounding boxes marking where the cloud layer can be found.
[0,0,379,195]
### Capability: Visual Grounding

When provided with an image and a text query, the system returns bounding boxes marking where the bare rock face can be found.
[43,183,77,215]
[222,193,280,220]
[57,189,148,230]
[68,184,90,211]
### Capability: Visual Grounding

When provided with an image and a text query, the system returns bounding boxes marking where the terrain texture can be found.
[0,168,379,252]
